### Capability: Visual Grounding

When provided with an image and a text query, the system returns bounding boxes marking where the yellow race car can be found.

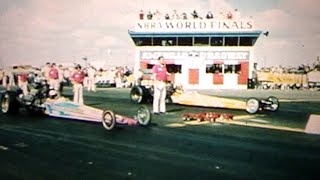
[170,89,279,114]
[130,84,279,114]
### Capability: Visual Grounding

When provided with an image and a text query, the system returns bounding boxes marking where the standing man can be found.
[70,64,85,104]
[48,63,61,96]
[2,67,15,89]
[41,62,51,80]
[58,64,65,95]
[86,65,97,92]
[63,67,71,86]
[134,68,144,86]
[152,56,170,115]
[115,67,124,88]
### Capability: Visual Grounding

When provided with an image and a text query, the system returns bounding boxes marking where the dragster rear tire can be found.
[130,86,144,103]
[130,85,152,104]
[102,110,116,131]
[246,98,260,114]
[136,105,151,126]
[0,92,19,114]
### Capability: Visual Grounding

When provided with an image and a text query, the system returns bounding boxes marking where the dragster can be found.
[130,84,279,114]
[170,89,279,114]
[43,98,151,130]
[0,79,151,131]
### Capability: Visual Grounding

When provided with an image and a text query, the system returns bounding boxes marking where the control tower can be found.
[128,10,263,89]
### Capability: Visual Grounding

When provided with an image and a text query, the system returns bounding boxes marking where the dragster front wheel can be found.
[246,98,260,114]
[102,110,116,130]
[136,105,151,126]
[266,96,279,112]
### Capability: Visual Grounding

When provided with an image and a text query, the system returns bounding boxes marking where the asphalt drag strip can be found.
[165,114,305,133]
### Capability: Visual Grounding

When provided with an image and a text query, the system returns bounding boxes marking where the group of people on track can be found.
[0,57,171,115]
[41,62,86,104]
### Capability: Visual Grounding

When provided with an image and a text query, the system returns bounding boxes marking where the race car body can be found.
[170,89,280,114]
[43,97,151,129]
[171,91,245,110]
[44,97,106,123]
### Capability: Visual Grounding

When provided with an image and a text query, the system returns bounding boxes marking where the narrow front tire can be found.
[136,105,151,126]
[102,110,116,130]
[266,96,279,111]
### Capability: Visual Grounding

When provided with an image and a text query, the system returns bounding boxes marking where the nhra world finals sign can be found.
[135,19,255,32]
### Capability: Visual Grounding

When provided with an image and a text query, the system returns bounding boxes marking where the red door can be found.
[238,62,249,84]
[189,69,199,85]
[213,74,224,84]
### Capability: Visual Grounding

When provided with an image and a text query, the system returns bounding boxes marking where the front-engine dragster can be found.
[170,87,279,114]
[130,83,279,114]
[0,79,151,131]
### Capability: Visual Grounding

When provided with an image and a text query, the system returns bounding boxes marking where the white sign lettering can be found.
[140,51,249,60]
[134,19,254,32]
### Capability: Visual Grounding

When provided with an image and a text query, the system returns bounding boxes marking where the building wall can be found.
[135,46,254,89]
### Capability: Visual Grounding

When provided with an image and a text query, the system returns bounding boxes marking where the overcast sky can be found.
[0,0,319,68]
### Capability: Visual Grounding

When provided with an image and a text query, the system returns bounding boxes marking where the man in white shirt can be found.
[86,65,97,92]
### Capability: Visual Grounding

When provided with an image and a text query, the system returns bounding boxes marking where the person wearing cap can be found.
[70,64,85,104]
[152,56,170,115]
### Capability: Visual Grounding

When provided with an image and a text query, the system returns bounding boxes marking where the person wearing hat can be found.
[70,64,85,104]
[152,56,170,115]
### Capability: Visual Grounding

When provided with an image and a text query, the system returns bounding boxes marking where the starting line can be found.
[165,114,320,134]
[215,118,304,133]
[305,114,320,135]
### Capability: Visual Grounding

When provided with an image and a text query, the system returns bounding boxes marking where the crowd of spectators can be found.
[254,58,320,90]
[0,64,136,93]
[139,9,241,20]
[258,58,320,74]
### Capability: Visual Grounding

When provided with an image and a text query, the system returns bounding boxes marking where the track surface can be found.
[1,88,320,180]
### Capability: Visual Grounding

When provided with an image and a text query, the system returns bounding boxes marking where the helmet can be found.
[48,89,58,99]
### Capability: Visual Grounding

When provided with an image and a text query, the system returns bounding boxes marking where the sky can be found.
[0,0,319,68]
